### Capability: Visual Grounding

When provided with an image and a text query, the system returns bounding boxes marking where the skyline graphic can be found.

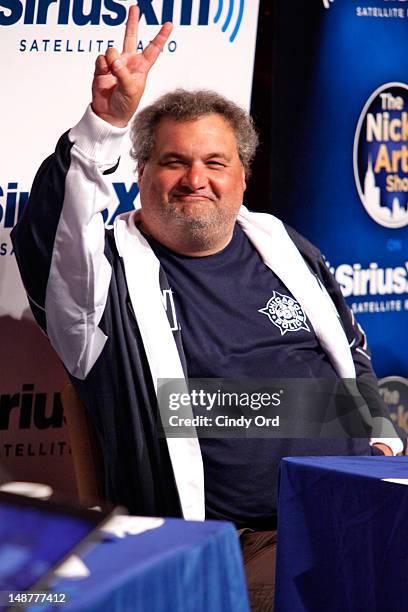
[363,156,408,225]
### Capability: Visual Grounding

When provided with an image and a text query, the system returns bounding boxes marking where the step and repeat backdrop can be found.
[263,0,408,435]
[0,0,260,496]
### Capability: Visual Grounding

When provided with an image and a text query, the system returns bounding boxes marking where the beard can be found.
[162,198,238,251]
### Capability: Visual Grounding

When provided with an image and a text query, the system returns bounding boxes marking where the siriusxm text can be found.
[0,0,211,26]
[335,261,408,297]
[0,182,138,228]
[0,384,64,430]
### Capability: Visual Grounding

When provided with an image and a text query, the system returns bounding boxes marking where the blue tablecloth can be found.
[46,519,249,612]
[276,456,408,612]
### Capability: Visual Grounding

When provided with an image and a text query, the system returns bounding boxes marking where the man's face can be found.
[138,113,246,253]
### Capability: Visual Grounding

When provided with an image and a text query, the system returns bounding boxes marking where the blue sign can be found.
[266,0,408,377]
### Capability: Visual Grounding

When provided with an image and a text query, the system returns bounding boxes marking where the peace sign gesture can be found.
[92,5,173,127]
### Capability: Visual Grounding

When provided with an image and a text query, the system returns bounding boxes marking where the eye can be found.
[161,160,185,168]
[207,160,226,168]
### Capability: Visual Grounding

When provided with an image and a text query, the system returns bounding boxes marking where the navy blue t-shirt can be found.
[145,225,371,528]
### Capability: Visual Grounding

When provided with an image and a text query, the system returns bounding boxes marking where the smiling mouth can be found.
[172,193,215,202]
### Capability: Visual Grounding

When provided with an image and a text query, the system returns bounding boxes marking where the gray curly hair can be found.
[130,89,259,178]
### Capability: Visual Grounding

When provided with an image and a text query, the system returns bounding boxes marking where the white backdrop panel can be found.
[0,0,260,497]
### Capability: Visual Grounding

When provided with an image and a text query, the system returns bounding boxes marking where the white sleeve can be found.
[45,106,128,379]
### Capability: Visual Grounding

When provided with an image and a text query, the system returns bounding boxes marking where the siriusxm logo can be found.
[0,181,138,229]
[0,0,244,42]
[213,0,244,43]
[0,183,29,228]
[331,260,408,297]
[103,182,139,226]
[0,384,63,431]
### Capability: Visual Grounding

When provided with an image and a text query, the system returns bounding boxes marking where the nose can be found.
[179,163,208,191]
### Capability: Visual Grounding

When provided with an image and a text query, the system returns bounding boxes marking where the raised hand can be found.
[92,5,173,127]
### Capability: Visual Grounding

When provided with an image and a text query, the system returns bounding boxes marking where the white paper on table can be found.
[100,516,165,539]
[54,555,90,578]
[382,478,408,485]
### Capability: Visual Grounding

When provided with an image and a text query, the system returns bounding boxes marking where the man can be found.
[11,6,402,610]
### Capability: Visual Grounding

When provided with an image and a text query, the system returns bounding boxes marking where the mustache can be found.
[170,188,216,201]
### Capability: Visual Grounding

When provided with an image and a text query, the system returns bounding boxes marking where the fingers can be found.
[105,47,134,91]
[94,54,109,76]
[142,21,173,67]
[122,4,139,54]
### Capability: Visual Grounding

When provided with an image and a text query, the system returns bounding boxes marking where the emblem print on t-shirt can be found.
[258,291,310,335]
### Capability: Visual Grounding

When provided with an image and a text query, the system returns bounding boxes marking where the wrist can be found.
[91,105,129,129]
[70,105,128,163]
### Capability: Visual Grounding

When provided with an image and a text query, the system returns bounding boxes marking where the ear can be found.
[137,163,145,182]
[241,167,247,192]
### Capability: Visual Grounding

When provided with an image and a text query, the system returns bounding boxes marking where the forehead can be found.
[151,113,238,156]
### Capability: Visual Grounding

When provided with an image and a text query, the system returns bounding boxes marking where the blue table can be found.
[48,519,249,612]
[276,456,408,612]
